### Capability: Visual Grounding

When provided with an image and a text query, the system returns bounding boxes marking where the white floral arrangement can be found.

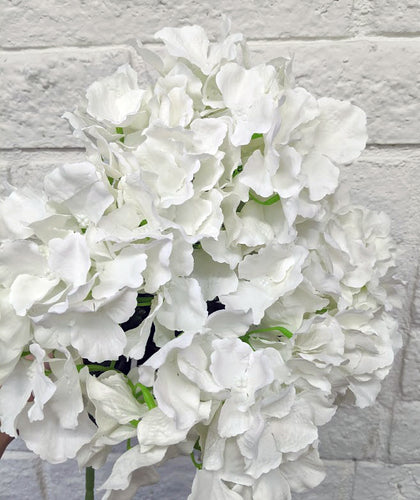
[0,20,401,500]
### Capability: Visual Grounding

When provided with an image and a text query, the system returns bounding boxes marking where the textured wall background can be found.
[1,1,420,498]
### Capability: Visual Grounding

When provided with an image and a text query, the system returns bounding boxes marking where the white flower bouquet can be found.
[0,19,401,499]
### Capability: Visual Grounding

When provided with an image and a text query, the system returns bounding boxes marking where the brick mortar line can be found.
[1,35,420,54]
[0,147,85,153]
[248,36,420,46]
[3,456,420,464]
[35,458,49,500]
[0,44,137,55]
[367,144,420,150]
[350,459,357,500]
[2,145,420,154]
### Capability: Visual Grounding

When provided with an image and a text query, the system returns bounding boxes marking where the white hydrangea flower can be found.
[0,20,400,500]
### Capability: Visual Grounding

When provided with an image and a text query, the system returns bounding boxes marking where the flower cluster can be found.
[0,21,400,499]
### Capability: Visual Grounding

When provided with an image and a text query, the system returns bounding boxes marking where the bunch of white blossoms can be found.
[0,21,401,499]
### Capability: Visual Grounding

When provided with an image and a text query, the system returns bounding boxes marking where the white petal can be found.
[276,87,318,145]
[280,447,325,493]
[253,469,291,500]
[201,233,242,269]
[191,118,228,155]
[0,360,33,436]
[301,152,339,201]
[0,188,47,240]
[49,353,84,429]
[138,330,196,386]
[49,232,91,286]
[44,162,114,224]
[137,407,189,449]
[86,64,145,125]
[191,249,238,301]
[189,470,244,500]
[154,360,211,429]
[155,25,211,74]
[87,372,145,424]
[0,240,47,286]
[271,404,318,453]
[142,239,172,294]
[102,289,138,324]
[210,338,251,389]
[93,247,147,299]
[18,407,96,464]
[70,312,127,362]
[314,97,367,164]
[27,344,57,422]
[177,341,223,393]
[220,280,275,325]
[10,274,59,316]
[156,278,207,333]
[100,445,166,492]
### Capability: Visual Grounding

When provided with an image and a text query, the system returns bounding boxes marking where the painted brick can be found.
[340,148,420,320]
[319,403,392,461]
[294,460,354,500]
[1,1,353,49]
[390,400,420,463]
[401,334,420,401]
[0,48,132,149]
[353,462,420,500]
[411,278,420,328]
[342,148,420,247]
[5,436,32,452]
[3,40,420,149]
[250,39,420,145]
[0,455,44,500]
[353,0,420,35]
[377,351,405,411]
[43,454,196,499]
[0,150,85,191]
[134,455,196,499]
[0,4,419,499]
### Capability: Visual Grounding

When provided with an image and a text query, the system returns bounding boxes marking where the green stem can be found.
[190,451,203,470]
[85,467,95,500]
[137,299,153,307]
[249,191,280,206]
[138,383,157,409]
[232,165,243,178]
[248,326,293,338]
[76,364,114,373]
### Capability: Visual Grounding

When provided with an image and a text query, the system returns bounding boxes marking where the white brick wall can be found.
[1,1,419,498]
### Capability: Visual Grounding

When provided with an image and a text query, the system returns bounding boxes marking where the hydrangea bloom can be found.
[0,20,400,499]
